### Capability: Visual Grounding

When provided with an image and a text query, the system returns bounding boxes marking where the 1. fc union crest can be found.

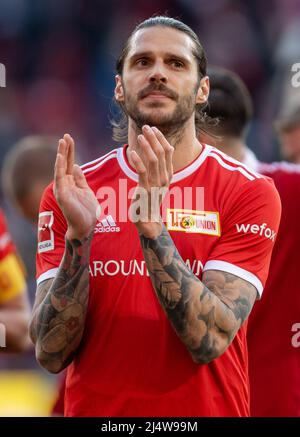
[166,208,221,236]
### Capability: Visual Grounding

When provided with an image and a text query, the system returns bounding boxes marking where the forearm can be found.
[140,225,245,363]
[0,306,30,353]
[31,233,92,373]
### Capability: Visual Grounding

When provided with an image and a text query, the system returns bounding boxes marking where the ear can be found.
[196,76,210,104]
[114,75,124,102]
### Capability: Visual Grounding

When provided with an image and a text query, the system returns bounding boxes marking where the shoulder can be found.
[41,147,121,203]
[204,145,263,183]
[258,161,300,203]
[258,161,300,187]
[203,145,281,213]
[258,161,300,175]
[0,209,14,259]
[80,148,120,178]
[0,209,11,243]
[0,209,6,234]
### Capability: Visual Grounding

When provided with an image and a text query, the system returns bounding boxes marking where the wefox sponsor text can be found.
[235,222,276,241]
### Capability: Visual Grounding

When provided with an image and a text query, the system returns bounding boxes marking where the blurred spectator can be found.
[1,135,65,415]
[201,66,300,416]
[2,135,57,223]
[0,209,30,352]
[275,105,300,163]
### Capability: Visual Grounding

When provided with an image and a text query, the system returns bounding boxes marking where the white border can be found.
[203,259,263,297]
[36,268,59,285]
[82,153,117,174]
[80,149,118,170]
[117,144,211,183]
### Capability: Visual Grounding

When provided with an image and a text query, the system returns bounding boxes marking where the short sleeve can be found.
[36,183,67,284]
[203,177,281,297]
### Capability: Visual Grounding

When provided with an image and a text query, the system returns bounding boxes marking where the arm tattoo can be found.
[30,234,92,373]
[140,225,257,364]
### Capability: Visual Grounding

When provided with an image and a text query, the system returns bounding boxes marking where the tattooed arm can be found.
[140,225,257,364]
[29,234,91,373]
[30,134,98,373]
[128,126,258,363]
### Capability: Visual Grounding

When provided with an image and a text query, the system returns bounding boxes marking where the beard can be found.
[123,83,197,138]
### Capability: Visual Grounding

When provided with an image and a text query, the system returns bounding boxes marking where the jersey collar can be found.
[117,143,211,184]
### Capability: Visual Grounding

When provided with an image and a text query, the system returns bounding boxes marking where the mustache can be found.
[138,84,178,100]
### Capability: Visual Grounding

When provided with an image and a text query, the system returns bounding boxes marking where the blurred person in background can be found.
[2,136,59,224]
[200,66,300,416]
[30,16,280,417]
[0,209,29,353]
[275,106,300,164]
[2,135,65,415]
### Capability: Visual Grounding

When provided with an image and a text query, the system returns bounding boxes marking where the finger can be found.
[73,164,89,189]
[137,134,159,186]
[130,150,148,188]
[142,125,165,156]
[54,139,67,187]
[64,133,75,175]
[152,127,174,180]
[142,125,167,183]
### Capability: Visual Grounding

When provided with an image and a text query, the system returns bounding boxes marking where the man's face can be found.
[279,125,300,164]
[115,26,206,133]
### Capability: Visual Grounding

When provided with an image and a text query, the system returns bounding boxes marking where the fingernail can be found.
[143,125,150,131]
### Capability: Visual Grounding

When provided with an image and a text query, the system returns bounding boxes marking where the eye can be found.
[136,58,149,67]
[170,59,184,68]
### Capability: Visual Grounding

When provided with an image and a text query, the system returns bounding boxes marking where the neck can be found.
[126,116,202,173]
[208,135,247,162]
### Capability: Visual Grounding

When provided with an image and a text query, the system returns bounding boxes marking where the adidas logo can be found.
[94,215,120,233]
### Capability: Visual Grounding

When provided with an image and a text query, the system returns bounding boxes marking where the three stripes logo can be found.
[94,215,120,233]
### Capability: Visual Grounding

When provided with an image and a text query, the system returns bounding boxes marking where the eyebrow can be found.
[128,51,192,65]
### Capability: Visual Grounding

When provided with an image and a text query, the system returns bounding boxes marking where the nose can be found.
[149,61,167,83]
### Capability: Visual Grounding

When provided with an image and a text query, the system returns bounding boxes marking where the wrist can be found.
[66,228,94,242]
[137,221,163,240]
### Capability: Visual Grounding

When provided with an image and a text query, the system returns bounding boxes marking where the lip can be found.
[143,93,172,99]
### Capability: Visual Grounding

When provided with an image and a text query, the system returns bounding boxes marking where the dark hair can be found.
[112,16,213,142]
[205,66,253,138]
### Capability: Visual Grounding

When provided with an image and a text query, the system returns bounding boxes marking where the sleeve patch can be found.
[38,211,55,253]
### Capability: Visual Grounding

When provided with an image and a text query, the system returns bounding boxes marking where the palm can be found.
[54,134,98,239]
[58,176,97,233]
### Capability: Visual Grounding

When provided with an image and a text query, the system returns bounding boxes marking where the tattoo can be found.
[30,234,92,373]
[140,225,257,364]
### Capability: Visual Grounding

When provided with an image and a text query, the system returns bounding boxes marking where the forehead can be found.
[127,26,195,61]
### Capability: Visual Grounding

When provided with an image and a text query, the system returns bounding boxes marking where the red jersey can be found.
[0,208,26,304]
[36,144,281,417]
[248,161,300,416]
[0,209,15,261]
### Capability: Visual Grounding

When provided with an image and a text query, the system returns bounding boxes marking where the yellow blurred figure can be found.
[0,371,56,416]
[0,209,29,352]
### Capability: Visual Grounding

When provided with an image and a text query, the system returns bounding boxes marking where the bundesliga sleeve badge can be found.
[38,211,54,253]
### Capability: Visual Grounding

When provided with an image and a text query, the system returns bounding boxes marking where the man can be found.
[30,17,281,417]
[275,106,300,164]
[2,135,65,414]
[0,208,29,352]
[199,67,255,166]
[2,136,58,224]
[201,66,300,416]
